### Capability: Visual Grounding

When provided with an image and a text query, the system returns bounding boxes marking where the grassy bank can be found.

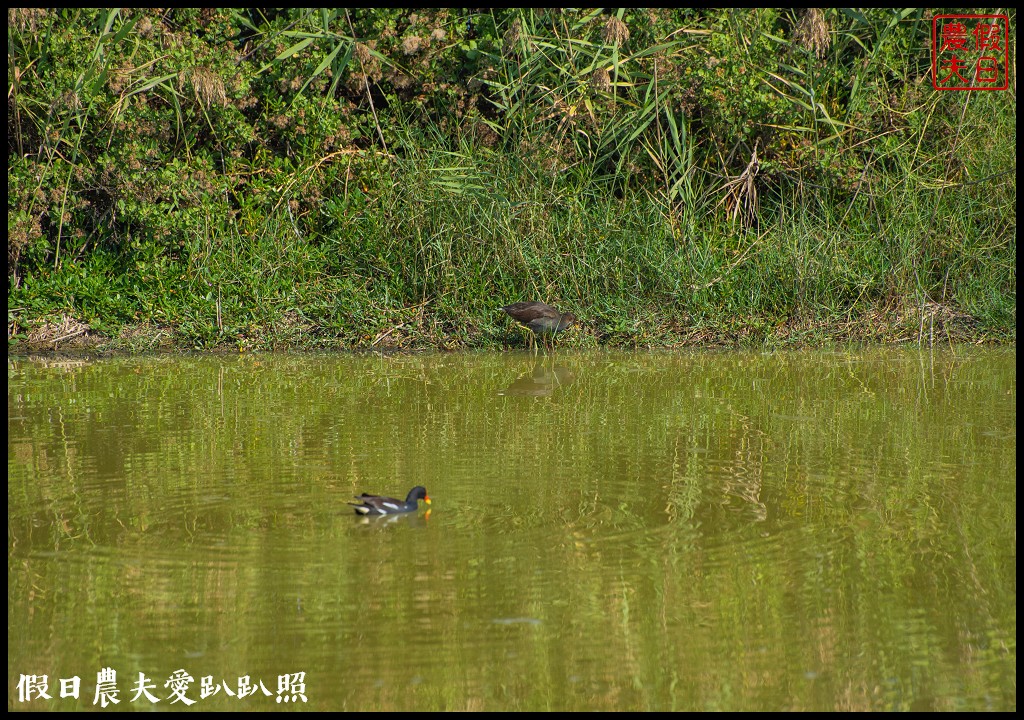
[8,9,1016,352]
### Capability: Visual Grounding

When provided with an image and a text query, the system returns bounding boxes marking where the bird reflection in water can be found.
[498,359,574,397]
[354,508,431,526]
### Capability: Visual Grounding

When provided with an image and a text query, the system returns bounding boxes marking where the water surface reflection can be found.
[498,358,575,397]
[8,348,1016,710]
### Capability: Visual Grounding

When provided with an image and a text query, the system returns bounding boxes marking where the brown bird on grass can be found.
[501,301,576,352]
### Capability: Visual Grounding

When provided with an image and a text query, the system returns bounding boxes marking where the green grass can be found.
[11,140,1013,351]
[7,9,1015,351]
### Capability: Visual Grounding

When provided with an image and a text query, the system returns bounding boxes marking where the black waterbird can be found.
[348,486,431,515]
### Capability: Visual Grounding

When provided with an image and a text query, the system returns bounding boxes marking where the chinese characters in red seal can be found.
[932,14,1010,91]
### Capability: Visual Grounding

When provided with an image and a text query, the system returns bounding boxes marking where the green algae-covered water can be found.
[8,348,1016,710]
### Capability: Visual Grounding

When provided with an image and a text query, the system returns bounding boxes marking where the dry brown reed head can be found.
[602,16,630,46]
[186,67,227,109]
[795,9,831,59]
[591,67,611,92]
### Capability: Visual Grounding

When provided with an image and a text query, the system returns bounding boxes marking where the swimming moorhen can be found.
[501,301,576,350]
[348,486,431,515]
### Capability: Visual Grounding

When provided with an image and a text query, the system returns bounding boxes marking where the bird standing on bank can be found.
[501,301,576,352]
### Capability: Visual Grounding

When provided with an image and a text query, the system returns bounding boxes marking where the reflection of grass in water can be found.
[8,348,1017,710]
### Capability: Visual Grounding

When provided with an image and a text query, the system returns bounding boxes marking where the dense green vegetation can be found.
[8,8,1016,351]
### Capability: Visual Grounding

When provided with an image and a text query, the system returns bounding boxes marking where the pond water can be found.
[8,348,1016,711]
